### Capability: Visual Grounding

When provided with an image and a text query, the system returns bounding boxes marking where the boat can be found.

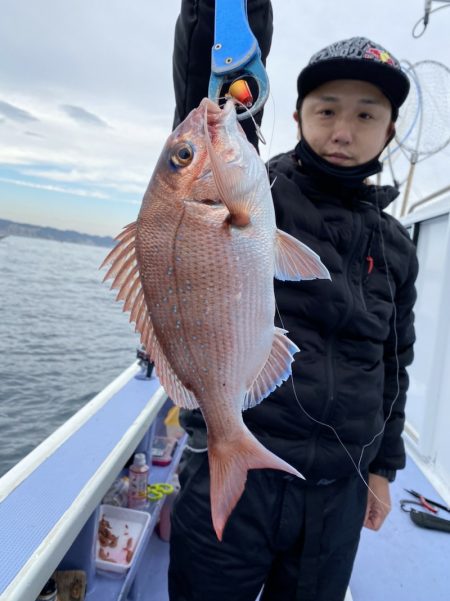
[1,187,449,601]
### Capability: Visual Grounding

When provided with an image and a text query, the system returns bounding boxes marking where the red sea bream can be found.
[102,98,330,540]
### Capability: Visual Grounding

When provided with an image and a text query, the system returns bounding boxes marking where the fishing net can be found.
[396,60,450,158]
[383,60,450,215]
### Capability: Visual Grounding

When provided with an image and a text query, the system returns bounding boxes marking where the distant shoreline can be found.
[0,218,115,248]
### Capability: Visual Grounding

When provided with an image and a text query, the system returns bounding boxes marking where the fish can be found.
[101,97,330,540]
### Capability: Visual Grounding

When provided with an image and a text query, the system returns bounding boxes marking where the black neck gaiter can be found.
[294,138,383,189]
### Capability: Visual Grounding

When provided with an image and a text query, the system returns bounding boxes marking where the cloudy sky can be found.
[1,0,449,236]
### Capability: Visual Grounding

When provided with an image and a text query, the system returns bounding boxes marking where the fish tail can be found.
[208,429,303,541]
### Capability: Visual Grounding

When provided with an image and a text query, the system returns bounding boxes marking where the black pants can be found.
[169,451,368,601]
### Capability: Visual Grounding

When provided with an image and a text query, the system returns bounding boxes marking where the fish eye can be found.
[171,143,194,168]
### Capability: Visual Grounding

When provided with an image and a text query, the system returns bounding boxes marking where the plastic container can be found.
[95,505,150,574]
[102,476,129,507]
[127,453,149,510]
[151,436,177,466]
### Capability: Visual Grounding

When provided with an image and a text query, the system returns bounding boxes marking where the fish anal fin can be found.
[209,429,303,541]
[145,327,200,411]
[243,327,299,410]
[274,229,331,281]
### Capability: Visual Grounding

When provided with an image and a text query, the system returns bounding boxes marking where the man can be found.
[169,2,418,600]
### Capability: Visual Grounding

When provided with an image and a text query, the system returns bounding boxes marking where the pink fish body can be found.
[102,98,330,540]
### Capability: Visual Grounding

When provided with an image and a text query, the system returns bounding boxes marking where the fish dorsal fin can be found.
[242,327,300,410]
[274,229,331,281]
[101,221,151,347]
[101,222,199,410]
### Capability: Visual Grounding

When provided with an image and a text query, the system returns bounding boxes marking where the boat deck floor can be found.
[143,454,448,601]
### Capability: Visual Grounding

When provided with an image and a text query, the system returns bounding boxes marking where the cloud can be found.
[61,104,109,127]
[24,131,45,138]
[21,167,147,195]
[0,176,110,199]
[0,100,39,123]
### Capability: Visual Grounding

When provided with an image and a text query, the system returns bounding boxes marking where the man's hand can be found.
[363,473,391,531]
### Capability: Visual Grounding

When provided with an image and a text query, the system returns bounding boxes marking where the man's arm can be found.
[172,0,274,149]
[370,241,419,478]
[365,237,419,530]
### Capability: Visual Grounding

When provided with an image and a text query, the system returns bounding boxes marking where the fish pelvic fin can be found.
[209,429,303,541]
[243,327,299,410]
[274,228,331,281]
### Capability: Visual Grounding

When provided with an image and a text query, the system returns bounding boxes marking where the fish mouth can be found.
[201,98,235,125]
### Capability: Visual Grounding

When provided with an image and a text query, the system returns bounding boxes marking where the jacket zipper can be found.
[303,211,364,474]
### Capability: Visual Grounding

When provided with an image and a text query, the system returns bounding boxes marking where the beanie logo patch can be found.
[364,47,395,66]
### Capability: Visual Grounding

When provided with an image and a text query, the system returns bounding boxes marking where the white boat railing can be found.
[0,362,167,601]
[401,194,450,505]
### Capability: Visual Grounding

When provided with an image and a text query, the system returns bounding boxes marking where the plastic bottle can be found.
[127,453,150,510]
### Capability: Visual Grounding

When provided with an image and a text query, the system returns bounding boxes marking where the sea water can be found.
[0,235,140,477]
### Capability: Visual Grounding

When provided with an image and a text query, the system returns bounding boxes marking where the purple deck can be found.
[115,454,449,601]
[351,455,450,600]
[3,366,448,601]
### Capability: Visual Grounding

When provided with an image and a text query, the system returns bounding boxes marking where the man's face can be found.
[295,79,394,166]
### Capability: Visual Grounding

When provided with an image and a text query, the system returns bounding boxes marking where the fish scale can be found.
[148,203,270,413]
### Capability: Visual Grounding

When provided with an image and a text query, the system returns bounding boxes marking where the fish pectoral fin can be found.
[209,429,303,541]
[203,105,254,226]
[211,160,253,227]
[274,228,331,281]
[243,327,300,410]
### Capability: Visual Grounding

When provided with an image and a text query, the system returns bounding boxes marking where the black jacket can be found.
[172,0,418,482]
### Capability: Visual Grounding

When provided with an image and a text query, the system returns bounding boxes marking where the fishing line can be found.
[212,90,401,510]
[412,2,450,38]
[228,89,280,191]
[356,190,401,478]
[185,443,208,453]
[274,186,402,511]
[234,85,281,193]
[230,96,267,145]
[218,91,396,507]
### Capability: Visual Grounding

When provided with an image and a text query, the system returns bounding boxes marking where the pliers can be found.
[208,0,270,120]
[400,488,449,514]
